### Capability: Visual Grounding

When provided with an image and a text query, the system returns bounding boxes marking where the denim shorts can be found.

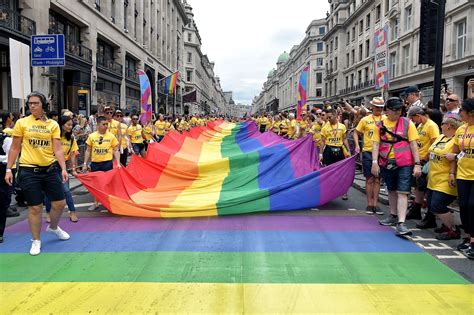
[132,143,145,155]
[362,151,374,178]
[426,189,456,214]
[18,165,65,206]
[90,160,113,172]
[380,165,413,194]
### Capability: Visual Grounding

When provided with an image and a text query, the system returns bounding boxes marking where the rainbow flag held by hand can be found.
[138,70,152,125]
[164,72,179,95]
[297,66,308,120]
[77,120,356,218]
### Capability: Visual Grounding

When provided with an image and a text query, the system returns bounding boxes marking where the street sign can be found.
[31,34,65,67]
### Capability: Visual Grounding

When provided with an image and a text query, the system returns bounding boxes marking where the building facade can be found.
[252,19,326,114]
[1,0,229,117]
[323,0,474,105]
[181,1,227,116]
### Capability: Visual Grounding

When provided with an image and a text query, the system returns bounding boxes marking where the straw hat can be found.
[370,97,385,107]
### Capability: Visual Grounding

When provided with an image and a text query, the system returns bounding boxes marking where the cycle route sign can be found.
[31,34,65,67]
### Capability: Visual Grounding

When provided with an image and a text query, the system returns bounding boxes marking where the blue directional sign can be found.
[31,34,65,67]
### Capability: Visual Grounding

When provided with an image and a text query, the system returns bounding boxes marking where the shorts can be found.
[18,165,65,206]
[156,135,164,143]
[414,172,428,191]
[132,143,145,155]
[90,160,113,172]
[380,165,413,194]
[259,125,267,133]
[426,189,456,214]
[323,145,345,166]
[362,151,375,178]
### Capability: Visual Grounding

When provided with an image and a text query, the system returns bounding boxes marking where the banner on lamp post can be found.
[374,25,389,90]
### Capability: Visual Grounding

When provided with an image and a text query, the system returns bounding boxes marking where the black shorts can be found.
[414,161,428,191]
[90,160,113,172]
[362,151,374,178]
[18,165,65,206]
[323,146,345,166]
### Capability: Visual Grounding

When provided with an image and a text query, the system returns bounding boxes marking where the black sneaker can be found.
[6,207,20,218]
[365,206,374,215]
[396,222,412,236]
[379,215,398,226]
[416,213,437,229]
[457,238,470,251]
[434,224,449,234]
[462,247,474,260]
[436,228,461,240]
[373,206,384,215]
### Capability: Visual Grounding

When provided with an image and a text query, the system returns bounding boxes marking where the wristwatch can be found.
[414,162,421,166]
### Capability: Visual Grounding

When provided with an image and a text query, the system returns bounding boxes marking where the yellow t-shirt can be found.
[143,125,154,141]
[280,119,289,133]
[107,119,120,139]
[355,114,386,152]
[12,115,60,167]
[259,117,270,126]
[119,123,128,149]
[60,135,79,161]
[453,124,474,180]
[190,117,198,127]
[86,131,119,163]
[299,120,309,137]
[271,121,281,133]
[310,122,323,145]
[165,121,174,132]
[287,119,297,138]
[373,117,419,159]
[154,120,166,136]
[427,135,457,196]
[321,122,347,147]
[178,119,187,132]
[417,119,440,160]
[127,124,144,144]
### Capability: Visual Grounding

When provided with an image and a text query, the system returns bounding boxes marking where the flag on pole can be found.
[137,70,152,125]
[164,72,179,95]
[297,66,309,120]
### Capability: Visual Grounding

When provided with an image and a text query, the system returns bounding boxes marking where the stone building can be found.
[323,0,474,105]
[1,0,228,116]
[252,19,327,114]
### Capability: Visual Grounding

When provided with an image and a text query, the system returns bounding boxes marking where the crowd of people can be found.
[0,79,473,259]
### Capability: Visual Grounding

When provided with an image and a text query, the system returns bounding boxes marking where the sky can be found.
[189,0,329,105]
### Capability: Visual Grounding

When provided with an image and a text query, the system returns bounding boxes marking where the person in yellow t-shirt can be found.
[371,97,421,236]
[271,115,281,134]
[5,92,70,255]
[154,114,166,142]
[407,106,440,224]
[258,113,270,133]
[165,116,175,133]
[83,115,120,211]
[45,115,80,223]
[114,110,131,167]
[426,115,462,240]
[279,113,289,136]
[309,114,323,147]
[190,115,198,127]
[102,106,121,149]
[142,120,155,150]
[449,98,474,257]
[127,115,145,157]
[286,113,298,139]
[354,97,386,215]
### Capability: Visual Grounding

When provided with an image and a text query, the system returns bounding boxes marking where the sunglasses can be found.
[132,118,139,120]
[105,111,113,114]
[446,98,458,102]
[98,136,103,145]
[116,115,123,117]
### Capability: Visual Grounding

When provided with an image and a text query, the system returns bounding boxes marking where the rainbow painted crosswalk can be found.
[0,214,471,313]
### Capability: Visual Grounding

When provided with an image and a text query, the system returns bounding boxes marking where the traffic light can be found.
[419,0,439,65]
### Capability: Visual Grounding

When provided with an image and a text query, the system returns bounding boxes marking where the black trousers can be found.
[0,165,14,237]
[120,147,128,167]
[457,179,474,236]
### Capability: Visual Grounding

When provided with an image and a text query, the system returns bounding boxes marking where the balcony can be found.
[65,41,92,64]
[96,55,123,76]
[339,79,375,95]
[0,7,35,38]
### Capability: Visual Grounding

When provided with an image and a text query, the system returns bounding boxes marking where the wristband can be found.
[372,160,378,164]
[414,162,421,166]
[6,168,12,172]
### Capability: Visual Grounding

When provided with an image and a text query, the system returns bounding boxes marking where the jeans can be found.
[45,167,75,213]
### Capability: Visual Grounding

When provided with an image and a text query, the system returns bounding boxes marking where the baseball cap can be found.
[403,85,420,95]
[385,97,404,110]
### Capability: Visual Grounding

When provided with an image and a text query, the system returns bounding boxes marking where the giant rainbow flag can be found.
[164,71,179,95]
[77,120,356,218]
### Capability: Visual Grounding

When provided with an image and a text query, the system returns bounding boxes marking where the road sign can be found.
[31,34,65,67]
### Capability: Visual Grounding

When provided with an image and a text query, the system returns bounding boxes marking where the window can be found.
[391,18,398,40]
[351,49,355,64]
[365,39,370,58]
[350,73,354,87]
[404,6,412,31]
[186,69,192,81]
[187,52,192,63]
[95,0,100,11]
[364,67,369,83]
[346,52,350,67]
[335,36,338,50]
[402,44,410,74]
[124,0,128,30]
[317,42,324,52]
[316,88,322,97]
[334,79,337,95]
[125,56,137,78]
[352,26,356,41]
[329,60,333,72]
[345,76,349,88]
[376,4,381,21]
[188,32,192,42]
[359,20,364,34]
[330,40,333,52]
[359,44,363,61]
[329,81,332,96]
[346,31,350,45]
[111,0,115,23]
[389,51,397,78]
[456,20,467,59]
[334,57,338,70]
[316,72,323,84]
[358,70,362,85]
[316,57,323,66]
[319,26,325,35]
[385,0,390,13]
[366,13,371,29]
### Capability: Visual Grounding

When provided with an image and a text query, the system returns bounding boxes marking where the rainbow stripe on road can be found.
[0,215,471,313]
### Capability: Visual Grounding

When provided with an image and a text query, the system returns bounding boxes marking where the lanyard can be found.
[371,115,382,124]
[462,126,473,152]
[331,123,339,135]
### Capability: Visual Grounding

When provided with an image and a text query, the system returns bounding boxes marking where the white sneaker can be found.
[88,204,99,211]
[30,240,41,256]
[46,225,70,240]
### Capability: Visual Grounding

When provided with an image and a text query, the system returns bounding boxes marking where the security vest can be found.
[377,117,414,167]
